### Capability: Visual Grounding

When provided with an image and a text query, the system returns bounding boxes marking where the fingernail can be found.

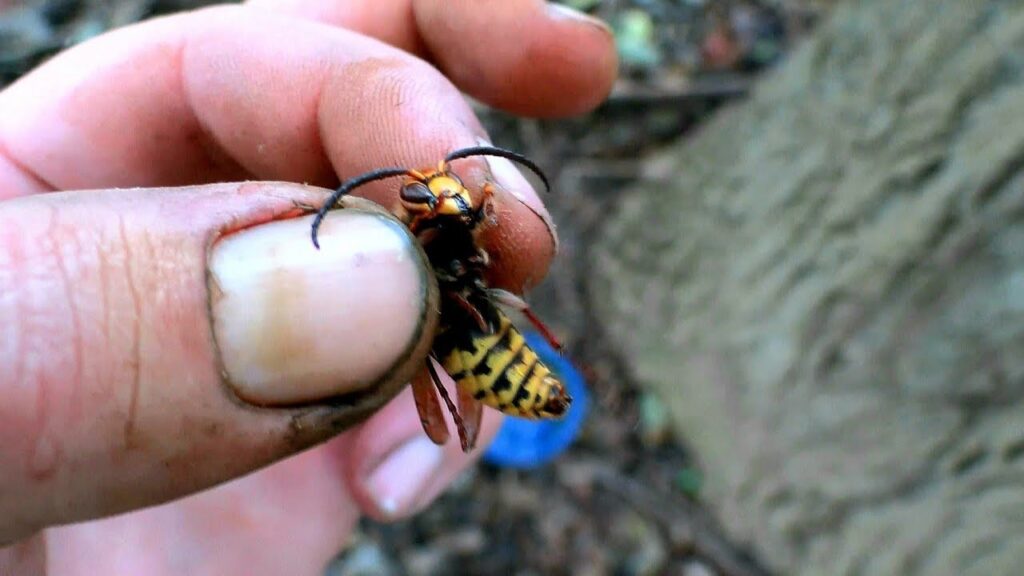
[547,3,613,36]
[476,137,559,249]
[209,209,430,405]
[365,436,445,518]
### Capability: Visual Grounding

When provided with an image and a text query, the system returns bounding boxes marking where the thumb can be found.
[0,182,438,543]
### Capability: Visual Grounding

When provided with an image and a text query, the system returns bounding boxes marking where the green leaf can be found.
[675,467,703,498]
[614,9,662,68]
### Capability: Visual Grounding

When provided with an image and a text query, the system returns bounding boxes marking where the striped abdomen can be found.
[435,312,570,419]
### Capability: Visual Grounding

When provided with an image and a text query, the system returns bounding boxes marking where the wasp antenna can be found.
[310,211,326,250]
[309,167,410,248]
[444,146,550,193]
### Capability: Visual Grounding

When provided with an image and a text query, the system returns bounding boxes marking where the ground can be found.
[0,1,829,574]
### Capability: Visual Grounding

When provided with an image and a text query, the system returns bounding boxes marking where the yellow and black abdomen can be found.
[434,312,570,419]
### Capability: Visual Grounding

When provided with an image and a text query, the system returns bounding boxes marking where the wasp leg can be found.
[434,268,458,283]
[489,288,564,353]
[457,381,484,452]
[409,201,444,235]
[467,247,491,268]
[472,183,496,225]
[425,358,471,452]
[411,360,450,446]
[448,292,489,333]
[480,182,495,207]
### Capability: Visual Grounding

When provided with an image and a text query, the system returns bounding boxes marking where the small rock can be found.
[326,543,399,576]
[682,560,717,576]
[701,25,741,70]
[555,457,604,497]
[610,509,669,576]
[402,547,447,576]
[436,526,485,555]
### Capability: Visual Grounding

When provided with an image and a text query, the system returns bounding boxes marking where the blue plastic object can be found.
[483,332,590,468]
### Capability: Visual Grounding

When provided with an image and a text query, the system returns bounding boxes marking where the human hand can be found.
[0,0,616,573]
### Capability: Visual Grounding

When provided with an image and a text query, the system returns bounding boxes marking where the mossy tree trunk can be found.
[588,1,1024,574]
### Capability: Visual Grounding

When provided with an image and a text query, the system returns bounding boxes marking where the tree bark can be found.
[588,1,1024,574]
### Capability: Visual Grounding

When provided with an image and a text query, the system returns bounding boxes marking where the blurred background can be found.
[4,1,1022,575]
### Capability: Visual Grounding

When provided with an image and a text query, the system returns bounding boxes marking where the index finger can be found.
[0,6,554,289]
[247,0,618,117]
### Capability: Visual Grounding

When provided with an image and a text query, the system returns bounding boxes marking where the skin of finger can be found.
[183,7,555,290]
[415,0,618,117]
[34,385,495,574]
[0,182,429,543]
[246,0,427,55]
[337,381,504,521]
[41,442,359,576]
[245,0,618,118]
[0,536,44,575]
[0,6,554,290]
[0,12,251,199]
[310,57,555,290]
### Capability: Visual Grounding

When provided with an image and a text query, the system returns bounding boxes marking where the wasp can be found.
[311,146,571,452]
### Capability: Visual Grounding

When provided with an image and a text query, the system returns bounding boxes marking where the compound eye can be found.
[400,182,434,204]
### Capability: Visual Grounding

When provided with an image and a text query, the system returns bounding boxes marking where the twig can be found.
[607,74,753,107]
[594,467,772,576]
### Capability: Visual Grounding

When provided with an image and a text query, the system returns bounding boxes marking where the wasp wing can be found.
[488,288,563,353]
[425,357,473,452]
[411,360,450,446]
[456,378,484,452]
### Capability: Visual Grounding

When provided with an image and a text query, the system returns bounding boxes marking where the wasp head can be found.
[310,145,548,250]
[399,167,474,217]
